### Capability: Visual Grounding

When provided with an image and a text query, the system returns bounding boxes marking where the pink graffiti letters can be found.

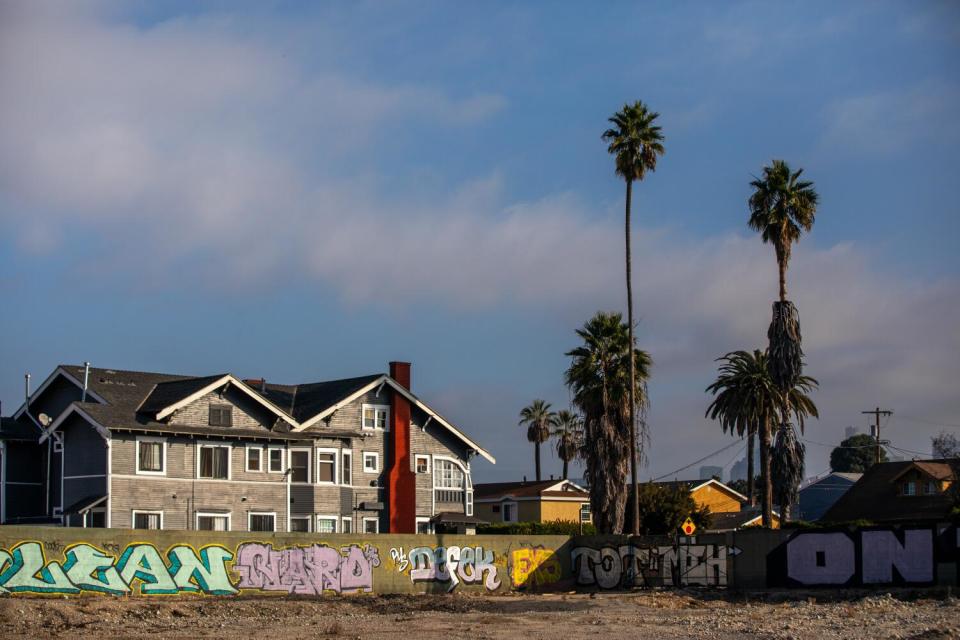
[234,543,381,595]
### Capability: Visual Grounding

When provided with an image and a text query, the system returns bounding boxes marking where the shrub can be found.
[477,519,596,535]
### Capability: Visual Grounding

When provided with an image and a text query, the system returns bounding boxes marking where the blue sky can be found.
[1,0,958,482]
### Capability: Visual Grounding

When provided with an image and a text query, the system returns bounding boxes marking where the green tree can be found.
[519,399,556,482]
[602,101,664,536]
[630,483,711,535]
[565,311,652,533]
[552,410,583,480]
[830,433,887,472]
[706,350,817,527]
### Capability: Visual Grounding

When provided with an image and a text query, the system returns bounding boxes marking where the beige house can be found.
[473,479,590,524]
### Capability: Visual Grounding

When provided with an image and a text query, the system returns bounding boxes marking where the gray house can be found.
[796,472,862,521]
[0,362,494,533]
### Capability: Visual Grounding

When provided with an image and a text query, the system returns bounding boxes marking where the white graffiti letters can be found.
[404,545,500,591]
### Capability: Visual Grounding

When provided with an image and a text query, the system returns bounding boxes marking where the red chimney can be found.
[387,361,415,533]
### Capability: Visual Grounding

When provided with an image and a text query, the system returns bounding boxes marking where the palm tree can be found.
[747,159,818,304]
[519,399,555,482]
[771,423,806,521]
[552,410,583,480]
[602,101,664,536]
[705,350,818,527]
[565,311,652,533]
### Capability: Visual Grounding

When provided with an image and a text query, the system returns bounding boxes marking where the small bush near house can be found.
[477,520,597,535]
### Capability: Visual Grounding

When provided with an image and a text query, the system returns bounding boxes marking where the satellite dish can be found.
[39,413,52,426]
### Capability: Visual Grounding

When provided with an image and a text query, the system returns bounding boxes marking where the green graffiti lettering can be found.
[0,542,79,594]
[167,545,236,595]
[64,544,129,595]
[117,544,178,594]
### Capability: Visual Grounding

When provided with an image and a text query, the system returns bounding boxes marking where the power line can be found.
[652,439,743,481]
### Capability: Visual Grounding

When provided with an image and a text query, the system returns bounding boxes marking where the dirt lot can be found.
[0,590,957,640]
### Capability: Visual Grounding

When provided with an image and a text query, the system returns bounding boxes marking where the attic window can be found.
[209,405,233,427]
[901,481,916,496]
[923,481,938,495]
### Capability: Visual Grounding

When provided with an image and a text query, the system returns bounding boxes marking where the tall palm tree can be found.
[705,350,818,527]
[565,311,652,534]
[519,399,555,482]
[602,101,664,536]
[747,159,818,304]
[552,410,583,480]
[771,423,806,521]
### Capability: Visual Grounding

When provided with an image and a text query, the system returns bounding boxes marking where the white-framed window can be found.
[501,501,518,523]
[132,510,164,530]
[290,516,310,533]
[466,491,474,517]
[196,512,231,531]
[268,446,285,473]
[317,448,338,484]
[434,458,466,504]
[245,445,263,472]
[341,516,352,533]
[415,517,432,534]
[361,404,390,431]
[923,481,938,495]
[136,436,167,476]
[341,449,353,485]
[289,448,311,483]
[415,455,430,474]
[363,452,380,473]
[902,481,916,496]
[248,512,276,532]
[52,431,64,453]
[363,517,379,534]
[208,404,233,427]
[197,443,231,479]
[317,515,338,534]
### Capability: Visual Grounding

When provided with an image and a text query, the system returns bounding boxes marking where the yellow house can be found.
[654,479,781,530]
[474,479,590,524]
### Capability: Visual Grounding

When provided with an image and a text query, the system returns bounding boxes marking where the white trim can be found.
[52,431,64,453]
[245,444,263,472]
[687,479,749,503]
[105,437,112,528]
[288,447,312,484]
[248,511,277,532]
[362,451,380,473]
[0,441,5,524]
[63,474,107,480]
[267,446,285,473]
[415,516,433,534]
[154,374,297,428]
[4,481,44,485]
[196,442,232,480]
[361,403,391,431]
[414,454,431,474]
[12,367,106,421]
[131,509,164,530]
[196,511,232,531]
[39,403,110,443]
[362,517,379,534]
[316,447,339,485]
[135,436,167,476]
[474,495,589,503]
[289,515,311,533]
[295,375,496,464]
[341,516,352,533]
[341,449,353,485]
[316,514,339,534]
[501,500,518,523]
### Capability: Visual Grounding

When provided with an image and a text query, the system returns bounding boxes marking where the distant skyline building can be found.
[730,448,761,482]
[699,465,724,481]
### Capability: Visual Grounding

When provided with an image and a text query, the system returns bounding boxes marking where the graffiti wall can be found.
[0,525,955,596]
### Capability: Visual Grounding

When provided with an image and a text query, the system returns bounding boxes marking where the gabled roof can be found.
[650,478,748,503]
[474,479,587,500]
[12,365,108,420]
[821,459,958,523]
[708,509,780,532]
[891,461,954,483]
[262,375,383,422]
[0,416,40,442]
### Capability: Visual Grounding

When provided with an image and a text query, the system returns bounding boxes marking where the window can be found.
[415,455,430,474]
[815,551,826,567]
[198,444,230,479]
[466,491,473,517]
[434,458,465,504]
[136,437,166,475]
[416,518,432,534]
[209,405,233,427]
[341,517,352,534]
[249,512,276,532]
[132,510,163,530]
[246,446,262,472]
[290,517,310,533]
[86,509,106,528]
[317,449,337,484]
[52,432,64,453]
[289,449,310,483]
[196,513,230,531]
[268,447,284,473]
[342,450,352,485]
[363,452,379,473]
[362,404,390,431]
[317,516,337,534]
[923,481,938,495]
[363,517,379,534]
[902,481,916,496]
[501,501,517,523]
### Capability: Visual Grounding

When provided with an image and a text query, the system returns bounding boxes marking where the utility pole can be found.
[862,407,893,464]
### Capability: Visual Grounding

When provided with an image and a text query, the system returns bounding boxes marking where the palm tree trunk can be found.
[747,430,756,507]
[760,416,773,527]
[535,441,542,482]
[625,178,639,536]
[562,459,569,480]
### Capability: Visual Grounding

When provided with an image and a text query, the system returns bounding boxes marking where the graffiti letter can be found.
[862,529,933,584]
[786,532,855,585]
[63,544,128,595]
[167,545,236,595]
[0,542,78,594]
[117,544,178,594]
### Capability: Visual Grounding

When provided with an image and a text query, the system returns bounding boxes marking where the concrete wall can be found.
[0,523,955,596]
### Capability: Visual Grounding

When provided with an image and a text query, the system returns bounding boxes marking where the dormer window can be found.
[901,481,916,496]
[362,404,389,431]
[923,481,939,495]
[209,405,233,427]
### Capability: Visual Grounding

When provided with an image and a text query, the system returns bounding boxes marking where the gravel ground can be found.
[0,590,958,639]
